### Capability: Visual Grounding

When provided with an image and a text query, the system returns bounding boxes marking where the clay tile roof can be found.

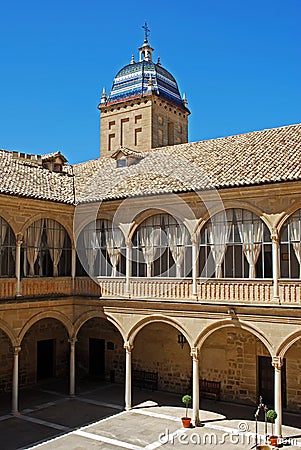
[74,123,301,204]
[0,149,74,203]
[0,123,301,204]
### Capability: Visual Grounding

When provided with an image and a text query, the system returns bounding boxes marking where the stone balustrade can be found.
[0,276,300,305]
[197,279,274,303]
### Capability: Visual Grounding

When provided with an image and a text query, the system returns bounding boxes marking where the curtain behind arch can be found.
[139,215,161,277]
[236,210,263,278]
[0,219,8,247]
[208,211,232,278]
[25,219,44,276]
[290,217,301,277]
[105,225,123,277]
[167,218,189,277]
[83,222,99,276]
[45,219,66,276]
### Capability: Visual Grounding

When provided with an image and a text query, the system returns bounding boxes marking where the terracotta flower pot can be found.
[181,417,191,428]
[269,435,282,447]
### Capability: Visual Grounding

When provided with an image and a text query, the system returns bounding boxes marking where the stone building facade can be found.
[0,34,301,436]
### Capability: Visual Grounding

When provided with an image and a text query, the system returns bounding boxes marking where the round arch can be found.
[276,205,301,236]
[128,208,172,241]
[195,203,272,236]
[0,214,19,237]
[18,311,73,343]
[73,311,125,340]
[20,214,73,247]
[195,319,274,356]
[127,314,193,347]
[276,330,301,359]
[73,212,123,242]
[0,319,18,347]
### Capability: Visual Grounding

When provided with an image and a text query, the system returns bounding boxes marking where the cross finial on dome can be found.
[142,21,150,43]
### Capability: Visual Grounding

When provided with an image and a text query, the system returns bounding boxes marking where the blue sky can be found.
[0,0,300,164]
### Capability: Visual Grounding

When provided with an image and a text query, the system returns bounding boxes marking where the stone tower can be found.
[98,28,190,158]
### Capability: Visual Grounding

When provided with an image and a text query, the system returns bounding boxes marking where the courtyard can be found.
[0,380,300,450]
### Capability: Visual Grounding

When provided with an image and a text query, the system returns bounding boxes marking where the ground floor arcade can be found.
[0,299,300,437]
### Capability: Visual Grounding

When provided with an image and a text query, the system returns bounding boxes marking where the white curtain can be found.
[167,218,188,277]
[140,215,161,277]
[236,210,263,278]
[105,225,123,277]
[290,217,301,278]
[45,219,65,277]
[83,223,99,276]
[0,220,7,247]
[26,219,44,276]
[208,211,232,278]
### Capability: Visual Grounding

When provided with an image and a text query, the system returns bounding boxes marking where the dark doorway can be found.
[89,338,105,377]
[37,339,55,381]
[258,356,286,408]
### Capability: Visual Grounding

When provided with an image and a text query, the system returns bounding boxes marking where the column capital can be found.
[272,356,283,370]
[190,347,199,360]
[191,233,199,246]
[13,346,21,355]
[16,233,23,246]
[124,341,133,352]
[68,337,77,345]
[271,228,279,243]
[126,238,132,248]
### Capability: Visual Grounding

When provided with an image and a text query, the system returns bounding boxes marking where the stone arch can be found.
[195,319,273,355]
[0,319,18,347]
[73,311,125,340]
[128,208,170,241]
[127,314,192,347]
[195,203,272,236]
[18,311,73,343]
[20,214,73,247]
[276,204,301,234]
[74,212,124,242]
[276,330,301,359]
[0,214,18,237]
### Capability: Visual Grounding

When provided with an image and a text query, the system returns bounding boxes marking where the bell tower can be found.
[98,24,190,158]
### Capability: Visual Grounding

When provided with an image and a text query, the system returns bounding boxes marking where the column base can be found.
[12,410,20,416]
[125,406,132,411]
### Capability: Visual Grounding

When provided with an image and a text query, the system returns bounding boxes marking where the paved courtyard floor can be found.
[0,380,300,449]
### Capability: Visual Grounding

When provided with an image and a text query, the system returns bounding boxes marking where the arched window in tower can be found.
[76,219,126,277]
[199,209,272,278]
[280,209,301,278]
[0,216,15,277]
[168,122,174,145]
[132,214,192,277]
[23,219,71,277]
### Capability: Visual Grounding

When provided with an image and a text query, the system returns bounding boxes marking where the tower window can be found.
[158,129,163,146]
[108,133,115,152]
[135,128,142,146]
[168,123,174,145]
[109,121,115,130]
[135,115,142,124]
[120,118,129,146]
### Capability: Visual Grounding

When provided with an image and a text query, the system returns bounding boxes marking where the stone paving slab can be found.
[0,417,59,450]
[28,398,119,428]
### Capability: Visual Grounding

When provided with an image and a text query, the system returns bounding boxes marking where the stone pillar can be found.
[272,356,283,437]
[15,234,23,297]
[191,235,199,297]
[69,338,77,397]
[191,347,200,425]
[271,229,280,302]
[125,239,132,297]
[12,346,21,415]
[124,342,133,411]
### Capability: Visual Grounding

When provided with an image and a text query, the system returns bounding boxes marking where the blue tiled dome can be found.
[107,60,187,110]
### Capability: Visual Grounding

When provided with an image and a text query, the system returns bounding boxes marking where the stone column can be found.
[124,342,133,411]
[191,347,200,425]
[12,346,21,415]
[69,338,77,397]
[272,356,283,437]
[191,235,199,297]
[15,234,23,297]
[125,239,132,297]
[271,229,280,302]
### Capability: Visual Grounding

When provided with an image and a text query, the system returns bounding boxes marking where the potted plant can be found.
[266,409,279,447]
[181,394,192,428]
